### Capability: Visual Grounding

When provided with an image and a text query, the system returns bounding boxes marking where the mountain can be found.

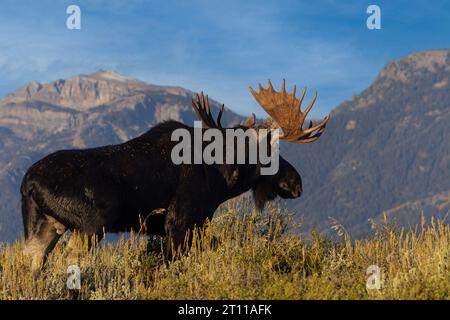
[1,50,449,241]
[282,50,450,237]
[0,70,243,242]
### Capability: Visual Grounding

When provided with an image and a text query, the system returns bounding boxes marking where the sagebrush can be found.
[0,200,448,299]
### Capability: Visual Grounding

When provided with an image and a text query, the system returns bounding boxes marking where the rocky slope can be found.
[282,50,450,237]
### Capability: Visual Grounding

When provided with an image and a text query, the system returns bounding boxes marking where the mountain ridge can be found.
[2,70,192,111]
[283,49,450,236]
[0,50,449,241]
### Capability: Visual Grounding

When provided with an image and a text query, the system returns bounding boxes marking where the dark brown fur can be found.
[21,121,302,270]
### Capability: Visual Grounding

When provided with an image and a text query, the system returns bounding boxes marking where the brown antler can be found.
[191,92,224,128]
[249,79,330,143]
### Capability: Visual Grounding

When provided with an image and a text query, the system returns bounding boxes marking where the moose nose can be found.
[293,185,302,197]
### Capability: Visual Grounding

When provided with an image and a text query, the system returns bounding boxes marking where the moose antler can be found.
[249,79,330,143]
[191,92,224,128]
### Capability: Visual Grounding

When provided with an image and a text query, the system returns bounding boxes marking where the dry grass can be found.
[0,200,449,300]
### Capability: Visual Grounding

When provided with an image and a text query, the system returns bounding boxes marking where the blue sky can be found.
[0,0,449,117]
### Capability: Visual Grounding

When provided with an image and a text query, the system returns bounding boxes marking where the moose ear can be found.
[242,113,256,128]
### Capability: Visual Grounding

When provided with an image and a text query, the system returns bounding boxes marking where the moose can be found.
[20,80,330,271]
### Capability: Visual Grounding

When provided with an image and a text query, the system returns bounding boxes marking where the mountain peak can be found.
[336,49,450,114]
[378,49,450,83]
[3,70,150,110]
[85,70,131,82]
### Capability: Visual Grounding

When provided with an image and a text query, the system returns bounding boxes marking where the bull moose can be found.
[20,80,330,271]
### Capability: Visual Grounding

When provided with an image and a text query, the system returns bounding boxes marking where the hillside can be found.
[0,201,448,299]
[283,50,450,237]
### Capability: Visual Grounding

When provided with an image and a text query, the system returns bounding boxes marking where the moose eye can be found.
[279,182,289,190]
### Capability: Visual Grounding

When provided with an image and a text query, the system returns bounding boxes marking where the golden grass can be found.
[0,200,449,300]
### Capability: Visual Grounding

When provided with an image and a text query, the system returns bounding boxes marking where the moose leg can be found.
[64,230,104,265]
[65,209,111,261]
[23,215,64,273]
[22,193,66,273]
[164,200,188,262]
[163,191,215,262]
[65,233,79,264]
[64,190,118,261]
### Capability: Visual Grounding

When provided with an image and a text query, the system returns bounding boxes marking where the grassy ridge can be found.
[0,200,449,300]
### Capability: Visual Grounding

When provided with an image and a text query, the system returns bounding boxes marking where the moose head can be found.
[191,79,330,212]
